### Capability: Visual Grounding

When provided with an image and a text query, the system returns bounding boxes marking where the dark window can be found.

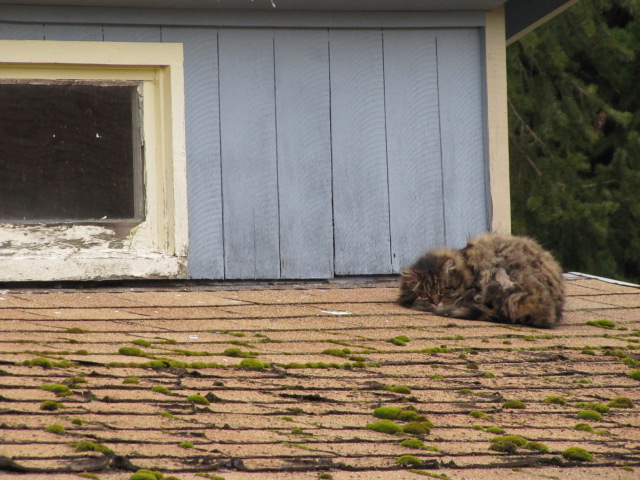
[0,82,143,222]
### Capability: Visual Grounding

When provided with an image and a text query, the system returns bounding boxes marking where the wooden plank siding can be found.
[273,30,334,279]
[0,20,490,279]
[218,29,280,279]
[383,29,444,272]
[437,29,490,249]
[330,30,391,275]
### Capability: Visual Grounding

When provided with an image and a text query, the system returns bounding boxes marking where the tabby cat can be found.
[398,233,565,328]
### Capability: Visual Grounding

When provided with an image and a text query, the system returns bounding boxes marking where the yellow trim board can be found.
[0,40,183,66]
[484,5,511,235]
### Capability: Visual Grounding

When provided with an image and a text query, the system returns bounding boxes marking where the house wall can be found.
[0,7,493,280]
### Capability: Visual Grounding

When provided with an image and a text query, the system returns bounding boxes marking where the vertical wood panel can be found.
[273,29,333,279]
[384,29,444,271]
[103,25,161,42]
[437,29,489,248]
[162,28,224,279]
[0,23,44,40]
[218,29,279,279]
[330,29,391,275]
[43,24,103,41]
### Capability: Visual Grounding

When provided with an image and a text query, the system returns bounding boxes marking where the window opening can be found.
[0,80,144,223]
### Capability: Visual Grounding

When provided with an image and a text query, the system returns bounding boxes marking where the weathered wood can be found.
[384,29,444,271]
[162,27,225,279]
[43,24,104,41]
[103,25,161,42]
[437,29,489,248]
[0,22,44,40]
[0,6,486,29]
[273,29,333,279]
[330,29,392,275]
[218,29,280,279]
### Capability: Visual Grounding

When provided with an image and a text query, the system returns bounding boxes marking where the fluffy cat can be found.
[398,233,565,328]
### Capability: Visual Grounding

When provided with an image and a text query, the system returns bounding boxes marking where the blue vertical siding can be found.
[0,17,489,279]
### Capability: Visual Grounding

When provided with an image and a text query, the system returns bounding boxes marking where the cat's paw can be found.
[411,299,436,312]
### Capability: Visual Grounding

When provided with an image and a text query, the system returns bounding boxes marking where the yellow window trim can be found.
[0,40,188,281]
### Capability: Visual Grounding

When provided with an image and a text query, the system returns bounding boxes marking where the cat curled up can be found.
[398,233,565,328]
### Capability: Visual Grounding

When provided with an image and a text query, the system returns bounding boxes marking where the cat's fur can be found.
[398,233,565,328]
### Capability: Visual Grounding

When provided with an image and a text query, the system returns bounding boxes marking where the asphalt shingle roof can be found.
[0,276,639,480]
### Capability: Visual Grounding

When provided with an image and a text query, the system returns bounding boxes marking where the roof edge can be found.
[505,0,580,44]
[566,272,640,288]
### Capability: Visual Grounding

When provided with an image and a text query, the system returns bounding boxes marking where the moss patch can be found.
[586,319,616,329]
[384,385,412,394]
[485,426,506,434]
[151,385,173,395]
[239,358,269,370]
[129,470,164,480]
[73,441,111,454]
[573,423,594,432]
[389,335,411,346]
[373,407,423,422]
[396,455,423,467]
[44,424,66,434]
[574,402,609,413]
[544,395,568,406]
[469,410,488,419]
[223,347,255,358]
[608,397,634,408]
[40,384,72,396]
[118,347,145,357]
[40,400,63,411]
[322,348,349,358]
[400,438,426,449]
[562,447,593,462]
[577,410,603,421]
[523,441,549,452]
[403,421,433,435]
[24,357,71,368]
[187,394,210,406]
[488,435,544,454]
[365,420,403,435]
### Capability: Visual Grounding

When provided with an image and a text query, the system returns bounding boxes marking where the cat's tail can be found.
[501,291,560,328]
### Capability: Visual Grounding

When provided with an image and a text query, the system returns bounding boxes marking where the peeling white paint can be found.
[0,222,186,281]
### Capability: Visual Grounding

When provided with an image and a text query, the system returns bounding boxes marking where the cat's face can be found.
[400,255,468,307]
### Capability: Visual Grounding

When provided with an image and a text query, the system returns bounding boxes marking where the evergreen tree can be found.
[508,0,640,281]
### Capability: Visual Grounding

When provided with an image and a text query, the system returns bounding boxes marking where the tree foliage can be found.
[507,0,640,281]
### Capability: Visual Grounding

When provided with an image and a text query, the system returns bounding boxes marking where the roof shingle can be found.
[0,277,639,479]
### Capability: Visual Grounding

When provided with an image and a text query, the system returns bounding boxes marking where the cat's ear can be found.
[401,269,420,288]
[441,258,456,272]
